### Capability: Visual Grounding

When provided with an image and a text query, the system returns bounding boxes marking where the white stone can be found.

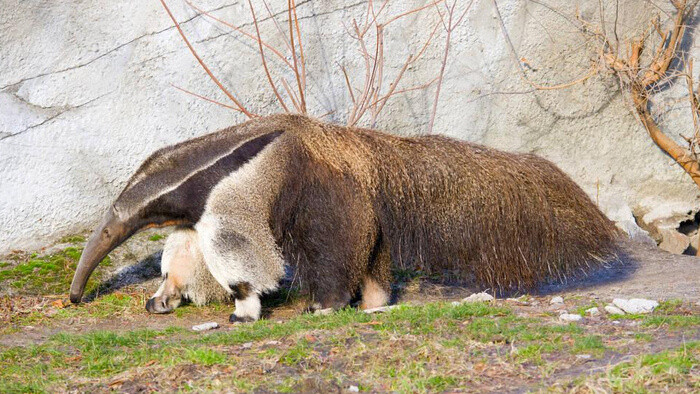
[313,308,334,316]
[241,342,253,349]
[192,322,219,331]
[461,292,494,303]
[576,354,592,360]
[348,386,360,392]
[559,313,583,322]
[506,297,529,305]
[550,296,564,304]
[585,307,600,316]
[363,305,398,314]
[612,298,659,314]
[604,305,625,315]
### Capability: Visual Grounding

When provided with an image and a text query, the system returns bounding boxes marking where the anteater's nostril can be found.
[161,299,168,310]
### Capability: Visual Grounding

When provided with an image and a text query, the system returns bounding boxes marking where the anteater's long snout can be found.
[69,211,129,304]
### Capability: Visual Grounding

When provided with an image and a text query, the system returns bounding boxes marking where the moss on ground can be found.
[2,299,697,392]
[0,246,110,295]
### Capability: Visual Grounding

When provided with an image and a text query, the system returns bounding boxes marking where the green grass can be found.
[0,246,111,295]
[572,335,606,355]
[59,234,86,244]
[575,341,700,392]
[0,301,518,391]
[148,234,165,242]
[1,297,697,392]
[610,310,700,330]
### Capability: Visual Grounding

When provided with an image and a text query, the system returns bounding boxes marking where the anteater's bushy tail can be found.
[373,134,620,293]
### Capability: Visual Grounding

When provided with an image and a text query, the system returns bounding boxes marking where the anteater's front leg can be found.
[196,212,285,323]
[228,282,261,323]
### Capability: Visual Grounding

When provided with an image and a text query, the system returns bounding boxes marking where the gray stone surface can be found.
[462,292,495,303]
[604,305,625,315]
[612,298,659,314]
[559,313,583,322]
[1,0,699,252]
[585,307,600,316]
[550,296,564,304]
[658,228,691,255]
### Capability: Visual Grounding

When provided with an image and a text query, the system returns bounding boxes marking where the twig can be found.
[170,84,244,112]
[185,0,294,70]
[247,0,290,112]
[491,0,601,92]
[288,0,306,113]
[159,0,254,117]
[429,0,475,134]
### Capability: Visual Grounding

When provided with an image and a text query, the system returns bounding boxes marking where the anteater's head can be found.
[69,121,285,304]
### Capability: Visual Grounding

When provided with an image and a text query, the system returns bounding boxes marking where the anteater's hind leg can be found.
[360,239,391,309]
[291,174,377,313]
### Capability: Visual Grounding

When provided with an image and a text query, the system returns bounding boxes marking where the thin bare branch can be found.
[185,0,294,70]
[247,0,290,112]
[384,0,445,26]
[159,0,254,117]
[288,0,306,113]
[429,0,476,134]
[291,0,307,101]
[170,84,243,112]
[492,0,601,93]
[280,78,302,112]
[339,64,357,106]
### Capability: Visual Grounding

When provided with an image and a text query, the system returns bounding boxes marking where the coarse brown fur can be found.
[72,113,621,317]
[269,114,620,302]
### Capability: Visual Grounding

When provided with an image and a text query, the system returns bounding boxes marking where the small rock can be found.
[265,340,280,346]
[363,305,397,314]
[585,307,600,316]
[658,228,690,255]
[241,342,253,349]
[604,305,625,315]
[612,320,620,325]
[451,301,461,306]
[559,313,583,322]
[576,354,592,360]
[313,308,334,316]
[550,296,564,304]
[348,386,360,392]
[461,292,494,303]
[192,322,219,331]
[506,297,529,305]
[612,298,659,314]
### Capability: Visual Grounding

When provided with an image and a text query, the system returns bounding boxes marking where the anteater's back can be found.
[282,115,620,293]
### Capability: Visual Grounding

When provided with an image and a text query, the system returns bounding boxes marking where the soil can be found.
[1,235,699,392]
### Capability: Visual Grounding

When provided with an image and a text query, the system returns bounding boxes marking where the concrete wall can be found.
[1,0,698,253]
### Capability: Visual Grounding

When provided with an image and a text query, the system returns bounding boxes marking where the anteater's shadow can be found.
[83,251,162,302]
[389,247,639,301]
[536,247,638,296]
[83,243,640,305]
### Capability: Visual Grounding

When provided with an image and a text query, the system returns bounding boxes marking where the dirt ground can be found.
[1,232,699,392]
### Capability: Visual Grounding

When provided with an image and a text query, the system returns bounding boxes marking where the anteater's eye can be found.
[102,228,110,238]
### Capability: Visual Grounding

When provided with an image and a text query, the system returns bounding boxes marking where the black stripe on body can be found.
[133,130,284,227]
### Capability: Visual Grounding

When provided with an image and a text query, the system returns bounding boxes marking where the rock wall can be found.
[1,0,698,253]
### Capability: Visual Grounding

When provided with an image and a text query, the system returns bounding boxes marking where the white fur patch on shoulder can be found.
[161,228,199,275]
